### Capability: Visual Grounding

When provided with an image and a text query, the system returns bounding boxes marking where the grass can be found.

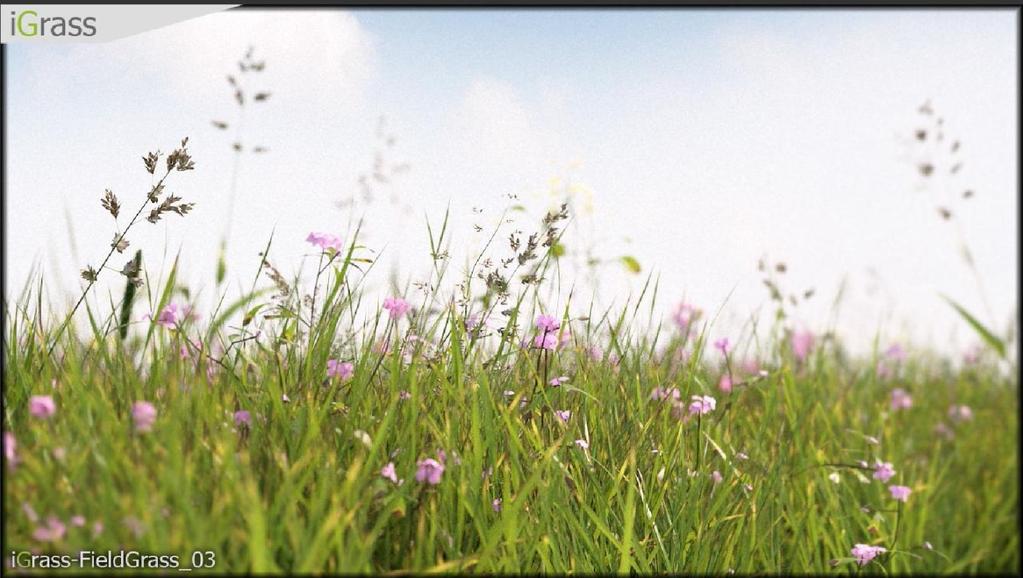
[3,214,1018,576]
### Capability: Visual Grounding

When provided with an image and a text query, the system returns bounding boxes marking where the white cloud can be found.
[442,78,572,196]
[18,10,375,112]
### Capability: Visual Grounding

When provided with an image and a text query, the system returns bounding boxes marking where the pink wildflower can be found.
[533,332,559,351]
[851,544,887,566]
[29,395,56,419]
[711,470,723,484]
[740,359,761,375]
[549,376,569,387]
[383,297,411,320]
[4,432,16,469]
[381,462,399,484]
[885,343,907,362]
[713,338,731,356]
[155,303,184,328]
[650,387,681,402]
[948,404,973,422]
[554,410,572,423]
[530,314,564,350]
[32,516,66,543]
[688,395,717,416]
[718,374,733,393]
[415,458,445,485]
[327,359,355,381]
[535,314,560,332]
[132,401,158,433]
[888,485,912,502]
[574,439,589,450]
[878,344,906,379]
[233,410,251,427]
[305,232,343,252]
[70,515,86,527]
[876,361,893,380]
[890,388,912,411]
[872,460,896,483]
[491,498,502,512]
[791,329,814,362]
[672,302,701,333]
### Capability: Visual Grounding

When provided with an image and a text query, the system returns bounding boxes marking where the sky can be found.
[4,8,1019,356]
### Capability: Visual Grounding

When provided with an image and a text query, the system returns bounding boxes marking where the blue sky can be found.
[5,8,1018,356]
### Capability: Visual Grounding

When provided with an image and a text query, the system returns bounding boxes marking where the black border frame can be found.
[1,3,1019,577]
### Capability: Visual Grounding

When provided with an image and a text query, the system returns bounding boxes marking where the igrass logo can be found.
[8,8,97,38]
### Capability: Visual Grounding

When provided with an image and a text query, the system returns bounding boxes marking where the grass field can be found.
[2,144,1019,576]
[3,225,1018,575]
